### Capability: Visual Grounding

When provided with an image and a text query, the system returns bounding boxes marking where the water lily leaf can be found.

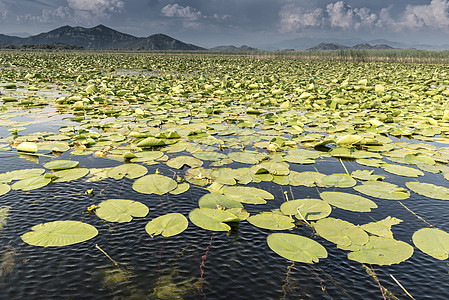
[321,173,356,188]
[192,151,227,161]
[354,181,410,200]
[169,182,190,195]
[107,164,148,180]
[336,134,363,145]
[226,208,249,220]
[382,164,424,177]
[288,171,327,187]
[130,151,164,162]
[189,208,239,231]
[133,174,177,195]
[251,161,290,176]
[413,228,449,260]
[145,213,188,237]
[0,184,10,196]
[320,192,377,212]
[247,212,295,230]
[185,167,212,186]
[283,154,315,164]
[288,148,320,159]
[351,170,384,181]
[211,168,237,185]
[166,156,203,169]
[360,216,402,239]
[347,236,414,265]
[137,137,166,148]
[404,154,435,166]
[21,220,98,247]
[405,182,449,200]
[228,151,261,164]
[12,175,51,191]
[221,186,274,204]
[356,158,384,168]
[198,193,243,209]
[96,199,149,223]
[16,142,37,153]
[267,233,327,263]
[53,168,89,183]
[280,199,331,220]
[85,168,111,182]
[44,160,79,170]
[313,218,369,247]
[0,168,45,183]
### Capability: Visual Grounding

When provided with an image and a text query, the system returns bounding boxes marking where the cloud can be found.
[161,4,201,21]
[0,1,8,19]
[402,0,449,29]
[326,1,377,30]
[279,4,323,32]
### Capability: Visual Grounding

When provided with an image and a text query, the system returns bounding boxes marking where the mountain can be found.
[0,25,205,50]
[307,43,395,50]
[210,45,258,51]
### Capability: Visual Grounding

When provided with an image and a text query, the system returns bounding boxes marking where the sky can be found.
[0,0,449,49]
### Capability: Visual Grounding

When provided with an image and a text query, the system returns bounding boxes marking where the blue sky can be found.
[0,0,448,48]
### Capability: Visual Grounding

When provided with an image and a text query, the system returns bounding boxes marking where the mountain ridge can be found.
[307,43,394,50]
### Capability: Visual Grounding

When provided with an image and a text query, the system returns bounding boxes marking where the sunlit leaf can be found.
[406,181,449,200]
[360,216,402,239]
[189,208,238,231]
[96,199,149,223]
[247,212,295,230]
[107,164,148,180]
[321,173,356,188]
[320,192,377,212]
[354,181,410,200]
[267,233,327,263]
[145,213,188,237]
[313,217,369,247]
[382,164,424,177]
[44,160,79,170]
[198,193,243,209]
[53,168,89,183]
[280,199,331,220]
[11,175,51,191]
[413,228,449,260]
[133,174,177,195]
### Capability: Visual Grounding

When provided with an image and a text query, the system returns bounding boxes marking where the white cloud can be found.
[402,0,449,29]
[279,4,323,32]
[326,1,354,29]
[161,4,201,21]
[67,0,124,17]
[0,1,8,19]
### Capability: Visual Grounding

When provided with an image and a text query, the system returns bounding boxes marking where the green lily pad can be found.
[11,175,52,191]
[44,160,79,170]
[288,171,327,187]
[145,213,188,237]
[351,170,384,181]
[133,174,177,195]
[137,137,166,148]
[21,220,98,247]
[228,151,261,165]
[283,154,315,164]
[16,142,37,153]
[356,158,384,168]
[107,164,148,180]
[336,134,363,145]
[53,168,89,183]
[192,151,227,161]
[0,183,10,196]
[247,212,295,230]
[0,168,45,183]
[360,216,402,239]
[347,236,414,265]
[166,156,203,169]
[413,228,449,260]
[96,199,149,223]
[406,182,449,200]
[267,233,327,263]
[280,199,331,220]
[321,173,356,188]
[221,186,274,205]
[189,208,239,231]
[169,182,190,195]
[251,161,290,176]
[129,151,164,162]
[320,192,377,212]
[198,193,243,209]
[313,217,369,247]
[354,181,410,200]
[382,164,424,177]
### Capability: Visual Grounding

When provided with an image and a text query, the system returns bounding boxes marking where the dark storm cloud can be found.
[0,1,448,47]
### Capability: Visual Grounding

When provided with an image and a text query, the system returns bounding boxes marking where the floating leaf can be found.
[288,171,327,187]
[351,170,384,181]
[228,151,261,165]
[107,164,148,180]
[320,192,377,212]
[189,208,238,231]
[413,228,449,260]
[360,216,402,239]
[132,174,177,195]
[221,186,274,205]
[267,233,327,263]
[198,193,243,209]
[406,181,449,200]
[0,168,45,183]
[0,184,10,196]
[145,213,188,237]
[44,160,79,170]
[336,134,363,145]
[356,158,384,168]
[166,156,203,169]
[11,175,51,191]
[211,168,237,185]
[169,182,190,195]
[354,181,410,200]
[313,218,369,247]
[21,221,98,247]
[321,173,356,188]
[130,151,164,162]
[283,154,315,164]
[247,212,295,230]
[251,161,290,176]
[347,236,414,265]
[53,168,89,183]
[192,151,227,161]
[95,199,149,223]
[280,199,331,220]
[137,137,166,148]
[382,164,424,177]
[16,142,37,153]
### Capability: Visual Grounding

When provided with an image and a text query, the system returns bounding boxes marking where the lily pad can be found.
[382,164,424,177]
[247,212,295,230]
[189,208,239,231]
[198,193,243,209]
[107,164,148,180]
[96,199,149,223]
[228,151,261,165]
[132,174,177,195]
[267,233,327,263]
[221,186,274,205]
[413,228,449,260]
[321,173,356,188]
[166,156,203,169]
[320,192,377,212]
[406,182,449,200]
[288,171,327,187]
[354,181,410,200]
[21,220,98,247]
[192,151,227,161]
[44,160,79,170]
[169,182,190,195]
[313,218,369,247]
[280,199,331,220]
[0,168,45,183]
[11,175,51,191]
[145,213,188,237]
[53,168,89,183]
[360,216,402,239]
[0,184,10,196]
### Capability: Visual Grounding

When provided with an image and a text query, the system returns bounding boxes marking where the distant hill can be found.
[0,24,205,50]
[307,43,394,51]
[210,45,258,51]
